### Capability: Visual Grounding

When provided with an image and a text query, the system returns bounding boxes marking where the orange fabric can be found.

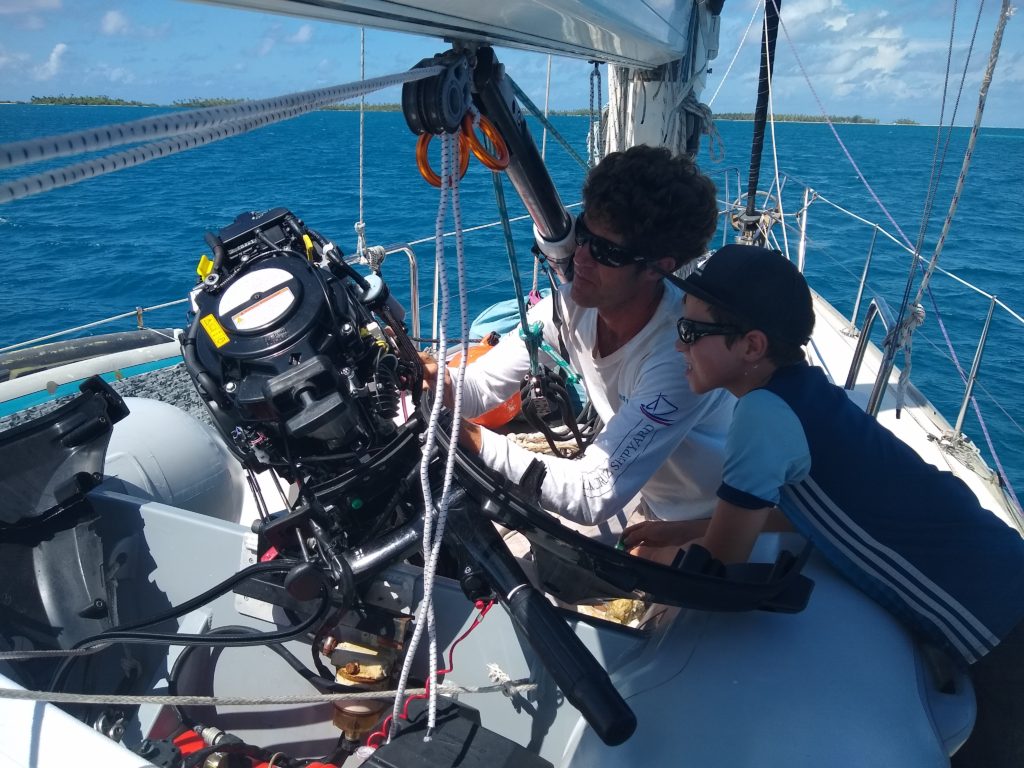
[448,343,521,428]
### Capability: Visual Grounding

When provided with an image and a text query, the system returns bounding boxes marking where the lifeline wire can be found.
[0,680,537,707]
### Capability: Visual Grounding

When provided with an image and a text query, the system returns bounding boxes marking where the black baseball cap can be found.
[675,245,815,346]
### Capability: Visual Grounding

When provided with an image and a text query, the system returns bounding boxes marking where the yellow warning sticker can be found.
[200,314,230,348]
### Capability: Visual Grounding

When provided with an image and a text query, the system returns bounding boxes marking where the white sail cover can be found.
[192,0,701,66]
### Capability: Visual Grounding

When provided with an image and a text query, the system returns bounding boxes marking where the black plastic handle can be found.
[445,490,637,746]
[505,584,637,746]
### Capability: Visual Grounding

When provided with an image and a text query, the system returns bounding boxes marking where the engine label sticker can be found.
[200,314,230,348]
[231,286,295,330]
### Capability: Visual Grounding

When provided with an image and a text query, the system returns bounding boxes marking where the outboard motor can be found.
[182,207,423,555]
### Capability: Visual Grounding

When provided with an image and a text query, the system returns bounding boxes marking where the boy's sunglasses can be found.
[676,317,742,345]
[574,213,647,268]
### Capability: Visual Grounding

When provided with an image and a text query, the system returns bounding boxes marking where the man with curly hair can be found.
[423,145,733,542]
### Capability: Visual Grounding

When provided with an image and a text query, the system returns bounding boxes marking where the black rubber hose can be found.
[180,311,227,410]
[204,230,228,274]
[50,561,301,691]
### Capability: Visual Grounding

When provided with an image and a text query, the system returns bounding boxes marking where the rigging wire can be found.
[707,0,761,108]
[770,4,914,252]
[509,78,589,172]
[772,192,1023,514]
[912,0,962,262]
[915,0,1004,305]
[882,1,980,420]
[535,55,554,295]
[762,11,791,260]
[355,27,369,261]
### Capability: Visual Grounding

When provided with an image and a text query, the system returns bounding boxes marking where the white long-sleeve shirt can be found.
[459,282,734,525]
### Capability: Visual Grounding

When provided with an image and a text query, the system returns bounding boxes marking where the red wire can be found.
[365,599,494,748]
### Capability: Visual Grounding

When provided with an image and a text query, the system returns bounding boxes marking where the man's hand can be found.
[419,351,453,407]
[419,351,439,382]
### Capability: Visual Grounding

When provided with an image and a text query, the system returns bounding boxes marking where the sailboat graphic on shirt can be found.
[640,394,678,426]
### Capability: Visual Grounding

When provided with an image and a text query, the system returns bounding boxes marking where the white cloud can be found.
[93,63,134,85]
[287,24,313,44]
[0,44,29,72]
[0,0,60,13]
[32,42,66,81]
[823,13,853,32]
[101,10,129,36]
[258,37,275,57]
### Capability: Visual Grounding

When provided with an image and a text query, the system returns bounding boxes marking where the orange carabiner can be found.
[461,113,510,172]
[415,132,471,188]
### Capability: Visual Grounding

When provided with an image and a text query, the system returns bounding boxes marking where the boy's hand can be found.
[620,519,708,551]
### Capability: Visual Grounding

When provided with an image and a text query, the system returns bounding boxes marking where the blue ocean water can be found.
[1,105,1023,497]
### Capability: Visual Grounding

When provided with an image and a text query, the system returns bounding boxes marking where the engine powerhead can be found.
[184,207,412,478]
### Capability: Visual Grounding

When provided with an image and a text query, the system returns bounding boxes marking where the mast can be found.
[740,0,781,243]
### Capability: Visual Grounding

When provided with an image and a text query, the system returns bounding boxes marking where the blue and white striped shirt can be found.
[720,362,1024,665]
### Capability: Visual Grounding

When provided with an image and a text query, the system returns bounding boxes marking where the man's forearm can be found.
[456,421,483,453]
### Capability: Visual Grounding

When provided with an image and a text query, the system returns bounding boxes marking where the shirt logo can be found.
[609,423,655,471]
[639,393,678,426]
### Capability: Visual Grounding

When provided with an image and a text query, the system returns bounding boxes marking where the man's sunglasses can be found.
[676,317,743,345]
[574,213,647,268]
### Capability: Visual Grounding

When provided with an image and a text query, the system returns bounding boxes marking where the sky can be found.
[0,0,1020,127]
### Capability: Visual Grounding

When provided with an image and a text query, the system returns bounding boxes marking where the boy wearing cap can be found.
[622,244,1024,766]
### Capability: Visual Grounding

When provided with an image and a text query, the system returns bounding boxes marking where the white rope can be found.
[0,67,443,204]
[390,129,470,742]
[427,129,471,735]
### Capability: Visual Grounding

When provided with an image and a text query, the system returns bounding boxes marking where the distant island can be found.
[10,96,919,126]
[715,113,917,125]
[28,95,156,106]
